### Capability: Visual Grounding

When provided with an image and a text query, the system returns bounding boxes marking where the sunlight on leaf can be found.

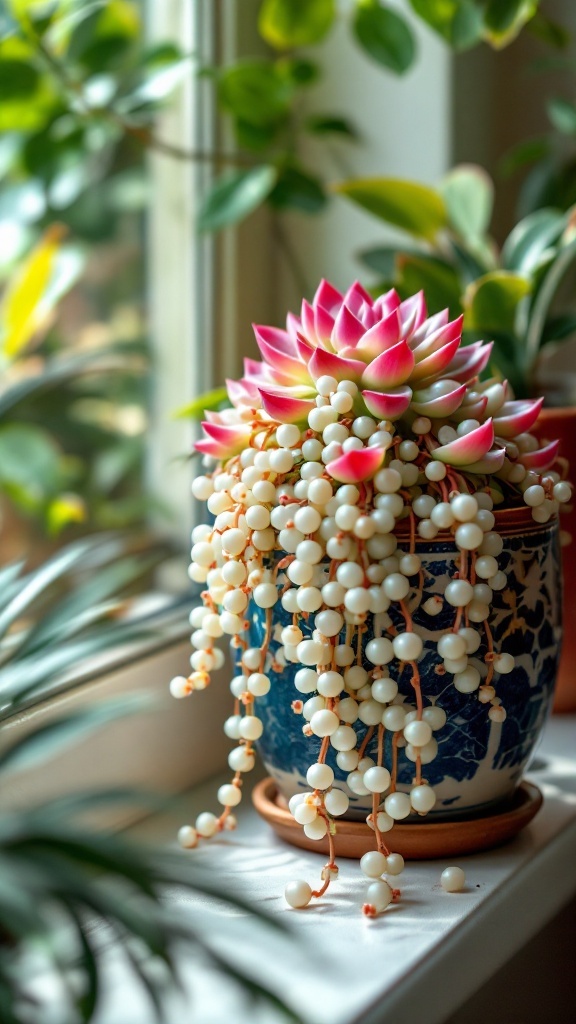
[335,177,446,240]
[0,225,64,360]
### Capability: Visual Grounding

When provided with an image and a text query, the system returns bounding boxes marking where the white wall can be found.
[274,1,453,312]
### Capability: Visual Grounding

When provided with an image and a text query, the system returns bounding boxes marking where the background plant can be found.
[0,0,191,548]
[335,163,576,399]
[0,695,296,1021]
[198,0,564,235]
[1,1,571,551]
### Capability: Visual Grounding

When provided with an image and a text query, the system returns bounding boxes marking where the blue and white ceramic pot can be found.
[241,508,562,821]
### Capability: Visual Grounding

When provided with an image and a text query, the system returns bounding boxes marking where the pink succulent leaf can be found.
[361,338,415,389]
[409,334,462,383]
[255,334,310,384]
[300,300,317,343]
[411,381,468,418]
[493,398,544,439]
[353,309,401,360]
[331,303,366,351]
[325,446,385,484]
[201,420,250,445]
[258,387,315,423]
[314,303,336,344]
[373,288,401,319]
[445,342,493,384]
[409,308,449,348]
[243,358,270,380]
[252,323,298,356]
[205,408,245,424]
[480,379,508,417]
[411,315,463,361]
[226,378,259,406]
[295,333,315,363]
[451,395,489,421]
[399,291,427,336]
[308,345,365,383]
[198,421,252,458]
[195,438,228,459]
[343,280,373,315]
[432,419,495,466]
[286,311,301,339]
[313,278,344,314]
[358,300,377,330]
[520,439,559,471]
[361,386,412,420]
[465,448,507,474]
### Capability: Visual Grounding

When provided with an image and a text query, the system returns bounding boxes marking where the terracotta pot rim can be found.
[537,405,576,422]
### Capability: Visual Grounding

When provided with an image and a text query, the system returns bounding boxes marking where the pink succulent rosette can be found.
[196,280,554,484]
[180,278,573,918]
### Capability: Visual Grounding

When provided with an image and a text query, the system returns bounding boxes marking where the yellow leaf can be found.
[0,224,65,361]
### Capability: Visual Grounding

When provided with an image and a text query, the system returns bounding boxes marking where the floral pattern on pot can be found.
[241,519,562,820]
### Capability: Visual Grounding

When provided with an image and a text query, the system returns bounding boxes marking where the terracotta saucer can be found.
[252,777,543,860]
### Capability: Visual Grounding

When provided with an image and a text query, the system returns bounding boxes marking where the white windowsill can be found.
[86,715,576,1024]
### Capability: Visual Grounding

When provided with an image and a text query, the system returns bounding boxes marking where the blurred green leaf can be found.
[440,164,493,247]
[91,437,142,490]
[259,0,335,49]
[0,59,39,99]
[335,176,447,240]
[541,312,576,346]
[464,270,531,333]
[353,1,416,74]
[501,208,565,273]
[0,348,141,418]
[525,236,576,368]
[448,236,495,285]
[218,60,292,127]
[359,245,404,277]
[277,56,320,86]
[0,697,150,775]
[305,113,358,138]
[472,327,525,396]
[16,552,153,656]
[198,165,278,233]
[269,165,327,213]
[483,0,538,48]
[233,118,280,152]
[119,55,191,110]
[517,156,559,218]
[46,493,86,533]
[175,387,229,419]
[65,0,139,70]
[0,38,57,129]
[408,0,483,49]
[528,10,571,48]
[397,253,463,315]
[547,96,576,135]
[0,226,62,359]
[0,423,64,498]
[499,136,550,178]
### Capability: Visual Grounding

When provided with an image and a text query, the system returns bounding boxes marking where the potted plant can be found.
[173,278,571,915]
[335,165,576,710]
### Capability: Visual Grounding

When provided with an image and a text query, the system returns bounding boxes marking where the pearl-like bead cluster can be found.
[173,373,572,916]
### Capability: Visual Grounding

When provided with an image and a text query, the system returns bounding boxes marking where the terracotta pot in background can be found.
[537,407,576,713]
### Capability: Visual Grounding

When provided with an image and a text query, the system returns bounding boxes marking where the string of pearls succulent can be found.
[173,368,571,915]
